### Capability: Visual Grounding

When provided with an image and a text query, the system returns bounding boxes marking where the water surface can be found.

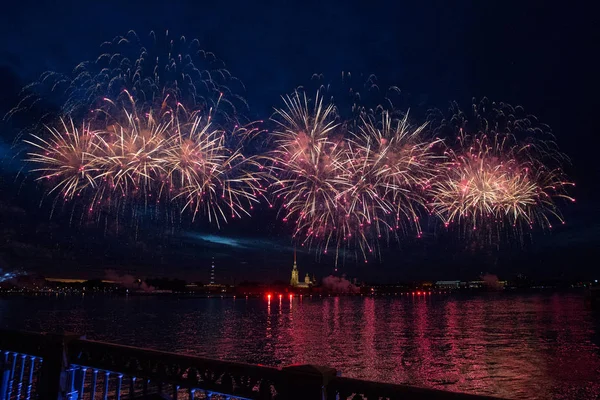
[1,292,599,399]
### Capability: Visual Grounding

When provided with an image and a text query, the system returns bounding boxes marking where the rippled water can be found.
[1,293,599,399]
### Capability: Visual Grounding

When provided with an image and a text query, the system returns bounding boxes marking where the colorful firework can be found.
[13,30,262,227]
[268,91,351,257]
[351,111,442,238]
[266,90,438,262]
[25,119,102,199]
[25,96,263,228]
[10,27,577,258]
[428,101,575,240]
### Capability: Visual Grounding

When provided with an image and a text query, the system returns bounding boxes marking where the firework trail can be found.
[6,30,246,126]
[301,72,420,125]
[427,98,574,240]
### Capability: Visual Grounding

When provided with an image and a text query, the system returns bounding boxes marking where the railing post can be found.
[26,356,36,400]
[37,333,82,400]
[280,364,337,400]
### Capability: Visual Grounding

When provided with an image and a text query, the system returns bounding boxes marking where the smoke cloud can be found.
[105,270,154,292]
[321,275,360,294]
[482,273,502,289]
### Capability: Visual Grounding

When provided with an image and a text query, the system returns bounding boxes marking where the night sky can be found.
[0,0,598,283]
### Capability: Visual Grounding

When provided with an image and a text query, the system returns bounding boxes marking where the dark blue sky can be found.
[0,0,598,283]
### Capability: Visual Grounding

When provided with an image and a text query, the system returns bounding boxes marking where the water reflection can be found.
[0,293,599,399]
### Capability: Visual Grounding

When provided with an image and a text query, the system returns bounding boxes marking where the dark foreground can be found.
[0,329,497,399]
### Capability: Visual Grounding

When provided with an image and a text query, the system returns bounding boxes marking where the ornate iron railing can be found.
[0,330,499,400]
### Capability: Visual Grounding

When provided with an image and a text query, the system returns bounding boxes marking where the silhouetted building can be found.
[435,280,461,289]
[290,249,311,288]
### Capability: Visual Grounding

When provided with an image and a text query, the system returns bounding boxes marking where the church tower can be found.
[290,248,299,286]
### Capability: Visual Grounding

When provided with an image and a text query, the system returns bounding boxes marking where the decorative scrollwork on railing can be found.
[69,339,284,399]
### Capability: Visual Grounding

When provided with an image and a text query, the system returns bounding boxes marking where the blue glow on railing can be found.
[0,351,41,400]
[69,363,254,400]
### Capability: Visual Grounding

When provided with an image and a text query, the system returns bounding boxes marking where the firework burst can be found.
[25,96,263,227]
[11,29,578,260]
[268,91,352,256]
[14,30,261,227]
[25,119,101,199]
[351,111,442,239]
[267,90,439,262]
[428,128,574,240]
[164,116,264,226]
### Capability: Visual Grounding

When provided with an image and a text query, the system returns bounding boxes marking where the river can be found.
[1,292,599,399]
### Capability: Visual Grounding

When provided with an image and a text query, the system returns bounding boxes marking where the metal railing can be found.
[0,330,499,400]
[1,352,41,400]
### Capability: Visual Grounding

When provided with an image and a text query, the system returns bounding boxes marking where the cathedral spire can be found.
[290,248,299,286]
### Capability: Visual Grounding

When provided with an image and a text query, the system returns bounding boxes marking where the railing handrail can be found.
[70,337,283,377]
[0,329,285,379]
